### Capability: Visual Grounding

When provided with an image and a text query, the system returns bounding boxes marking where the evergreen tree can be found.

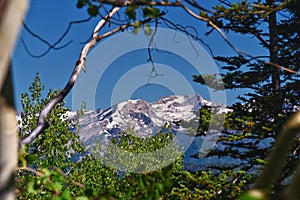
[193,0,300,197]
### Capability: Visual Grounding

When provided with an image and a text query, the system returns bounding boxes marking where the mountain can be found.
[75,95,219,146]
[69,94,235,171]
[17,94,274,172]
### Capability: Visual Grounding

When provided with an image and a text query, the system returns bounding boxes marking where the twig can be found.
[146,19,164,84]
[160,16,214,57]
[22,17,92,58]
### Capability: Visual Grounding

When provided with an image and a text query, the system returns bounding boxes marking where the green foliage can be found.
[76,0,98,17]
[76,0,161,37]
[22,1,300,198]
[181,105,226,136]
[17,74,251,199]
[165,170,251,200]
[17,73,84,199]
[141,7,160,18]
[126,5,139,20]
[17,1,300,199]
[87,5,98,17]
[19,73,83,168]
[93,130,183,173]
[193,0,300,198]
[76,0,161,22]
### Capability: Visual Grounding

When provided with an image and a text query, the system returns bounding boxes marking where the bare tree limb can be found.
[22,17,92,58]
[19,3,163,145]
[23,0,298,74]
[19,6,121,145]
[160,16,214,57]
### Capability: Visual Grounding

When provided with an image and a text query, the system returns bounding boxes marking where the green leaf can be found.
[27,154,38,163]
[255,158,266,165]
[239,192,266,200]
[199,11,207,17]
[27,180,38,194]
[88,5,98,17]
[41,168,51,177]
[144,23,151,35]
[157,183,164,193]
[54,181,63,192]
[61,189,72,200]
[142,7,160,18]
[126,5,138,20]
[134,20,142,28]
[76,0,86,8]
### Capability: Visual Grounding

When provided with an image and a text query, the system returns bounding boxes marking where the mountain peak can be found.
[77,94,226,145]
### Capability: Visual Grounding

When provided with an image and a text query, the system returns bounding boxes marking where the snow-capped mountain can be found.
[66,94,235,171]
[74,94,226,148]
[17,94,274,172]
[17,94,232,171]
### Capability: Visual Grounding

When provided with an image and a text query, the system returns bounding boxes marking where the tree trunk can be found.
[0,90,17,200]
[267,0,280,92]
[267,0,282,117]
[0,0,28,199]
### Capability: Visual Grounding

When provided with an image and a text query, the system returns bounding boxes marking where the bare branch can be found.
[252,31,270,49]
[184,0,215,14]
[24,0,296,75]
[19,6,121,145]
[21,38,72,58]
[146,19,164,84]
[95,0,183,7]
[19,5,161,145]
[22,17,92,58]
[179,4,299,75]
[160,16,215,57]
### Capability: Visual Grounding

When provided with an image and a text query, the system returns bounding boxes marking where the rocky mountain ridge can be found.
[74,94,227,147]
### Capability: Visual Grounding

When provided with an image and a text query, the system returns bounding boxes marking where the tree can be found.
[0,0,28,199]
[16,74,253,199]
[1,0,300,198]
[192,0,300,198]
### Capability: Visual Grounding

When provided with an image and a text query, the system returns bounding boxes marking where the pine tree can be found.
[193,0,300,196]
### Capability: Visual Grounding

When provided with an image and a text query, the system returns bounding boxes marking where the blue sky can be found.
[12,0,267,111]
